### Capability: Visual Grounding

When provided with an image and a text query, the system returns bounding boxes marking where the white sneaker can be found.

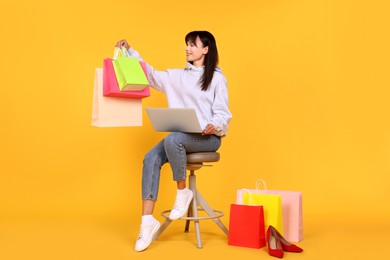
[169,189,194,220]
[134,219,160,252]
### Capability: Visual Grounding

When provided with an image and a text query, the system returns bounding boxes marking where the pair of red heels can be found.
[267,225,303,258]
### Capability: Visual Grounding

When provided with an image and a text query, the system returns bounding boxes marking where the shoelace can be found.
[173,194,189,210]
[137,224,151,241]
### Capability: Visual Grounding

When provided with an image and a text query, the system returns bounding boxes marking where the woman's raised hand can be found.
[115,39,130,50]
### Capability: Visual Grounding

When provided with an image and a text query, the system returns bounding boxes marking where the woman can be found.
[116,31,232,251]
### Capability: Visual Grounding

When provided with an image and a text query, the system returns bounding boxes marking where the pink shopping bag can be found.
[103,58,150,99]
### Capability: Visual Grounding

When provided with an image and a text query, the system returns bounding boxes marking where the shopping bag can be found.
[112,47,149,91]
[91,68,142,127]
[237,179,303,242]
[228,190,266,249]
[237,185,284,237]
[103,50,151,98]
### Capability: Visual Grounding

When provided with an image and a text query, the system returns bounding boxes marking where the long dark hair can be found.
[185,31,219,91]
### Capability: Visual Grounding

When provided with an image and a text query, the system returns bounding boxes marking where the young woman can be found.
[115,31,232,251]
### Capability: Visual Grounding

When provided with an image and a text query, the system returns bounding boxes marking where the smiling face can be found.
[185,36,209,67]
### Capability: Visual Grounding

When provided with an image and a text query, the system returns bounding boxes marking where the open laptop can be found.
[145,108,203,133]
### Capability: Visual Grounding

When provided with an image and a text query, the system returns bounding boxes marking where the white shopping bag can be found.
[91,68,142,127]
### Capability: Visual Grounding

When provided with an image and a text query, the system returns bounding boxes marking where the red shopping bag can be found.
[228,202,266,248]
[103,58,150,99]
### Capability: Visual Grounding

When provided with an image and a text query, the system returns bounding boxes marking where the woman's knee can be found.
[164,134,177,150]
[143,150,164,166]
[164,132,186,149]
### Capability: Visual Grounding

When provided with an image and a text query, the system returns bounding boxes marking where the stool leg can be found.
[196,191,229,236]
[189,171,203,248]
[184,200,193,232]
[153,218,172,241]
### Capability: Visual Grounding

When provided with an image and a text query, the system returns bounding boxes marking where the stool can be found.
[153,152,229,248]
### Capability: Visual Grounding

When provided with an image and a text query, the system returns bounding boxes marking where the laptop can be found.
[145,108,203,133]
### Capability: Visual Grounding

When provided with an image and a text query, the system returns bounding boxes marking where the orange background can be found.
[1,0,389,259]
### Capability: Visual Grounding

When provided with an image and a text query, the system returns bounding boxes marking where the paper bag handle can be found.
[241,188,254,205]
[255,179,267,191]
[113,46,130,59]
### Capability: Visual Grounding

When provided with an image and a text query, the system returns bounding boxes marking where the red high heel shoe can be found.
[266,226,284,258]
[270,225,303,252]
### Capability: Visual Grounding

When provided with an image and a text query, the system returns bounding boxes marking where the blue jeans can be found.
[142,132,221,201]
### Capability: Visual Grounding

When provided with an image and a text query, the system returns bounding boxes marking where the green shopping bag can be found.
[112,47,149,91]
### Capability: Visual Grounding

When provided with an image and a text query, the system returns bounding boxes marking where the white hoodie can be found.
[128,47,232,136]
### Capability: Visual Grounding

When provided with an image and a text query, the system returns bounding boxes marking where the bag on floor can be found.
[237,179,303,242]
[228,189,266,248]
[237,183,284,237]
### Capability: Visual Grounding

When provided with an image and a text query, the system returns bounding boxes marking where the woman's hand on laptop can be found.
[202,124,216,135]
